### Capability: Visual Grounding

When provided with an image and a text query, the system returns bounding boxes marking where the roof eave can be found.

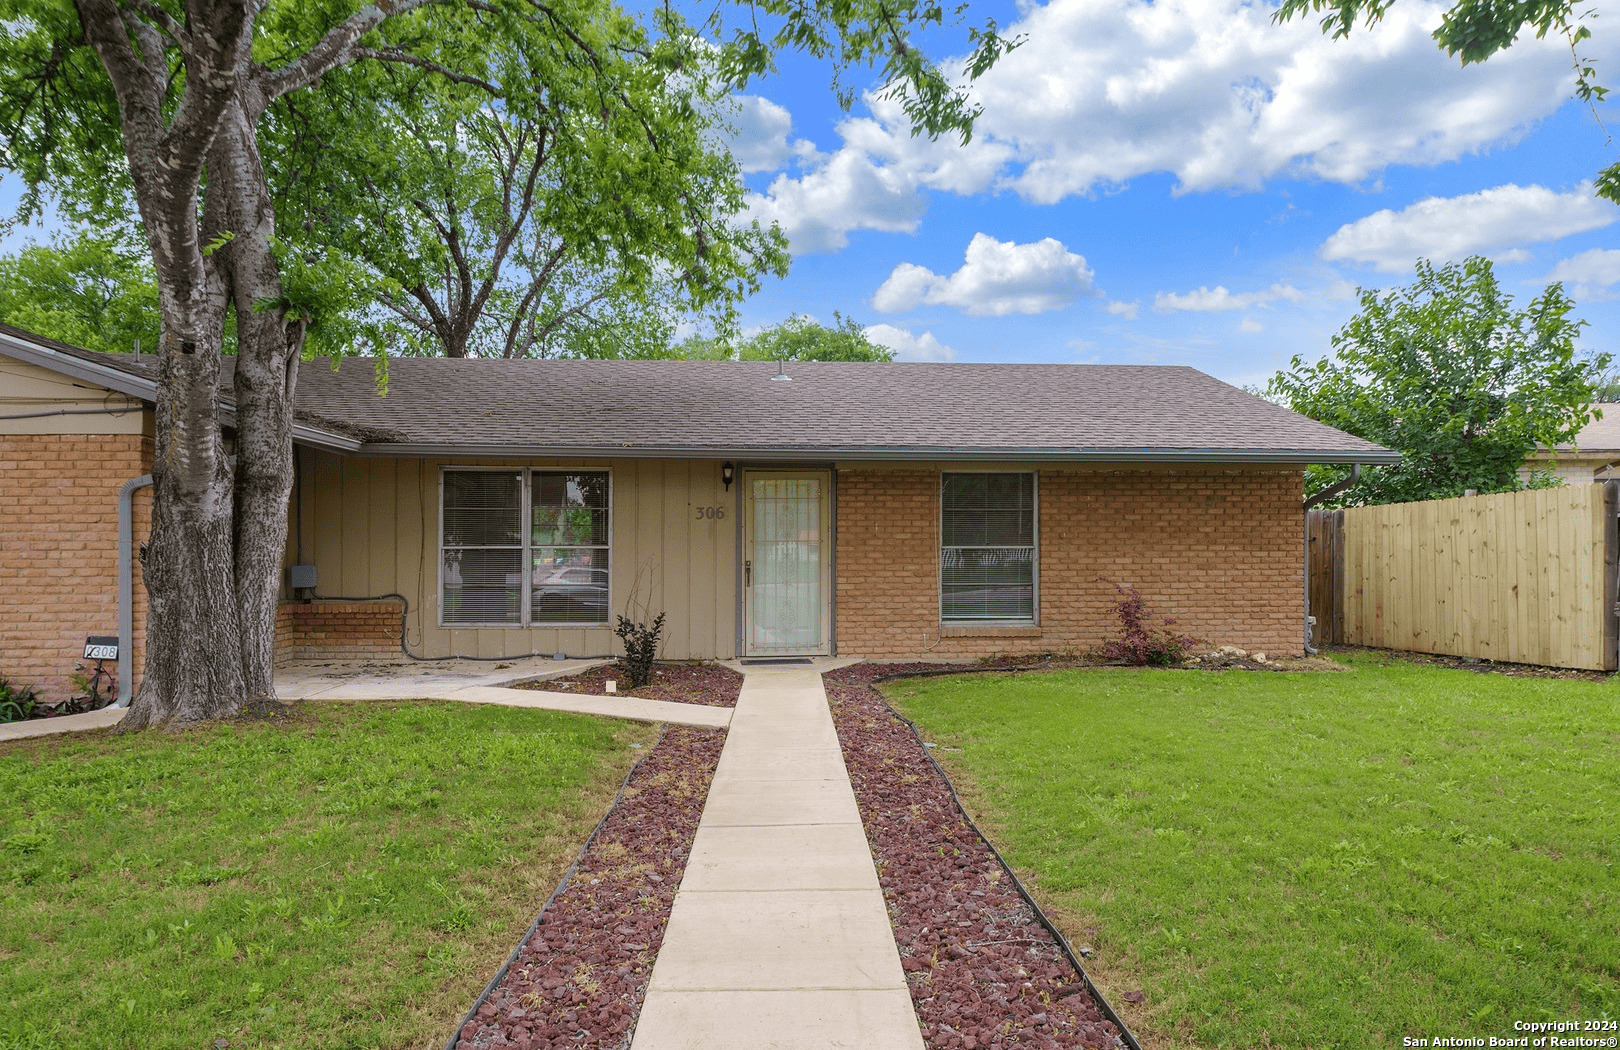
[355,442,1401,465]
[0,330,362,453]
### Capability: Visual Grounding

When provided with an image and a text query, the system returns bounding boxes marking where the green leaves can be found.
[1268,256,1607,506]
[0,231,160,354]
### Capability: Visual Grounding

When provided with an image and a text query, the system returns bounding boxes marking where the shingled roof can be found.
[0,323,1396,463]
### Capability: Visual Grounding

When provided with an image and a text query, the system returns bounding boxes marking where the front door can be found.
[743,470,831,656]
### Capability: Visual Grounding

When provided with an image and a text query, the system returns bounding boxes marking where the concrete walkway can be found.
[0,707,124,742]
[2,660,730,742]
[631,664,924,1050]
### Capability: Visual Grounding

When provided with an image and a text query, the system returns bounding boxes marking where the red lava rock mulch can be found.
[825,663,1130,1050]
[515,662,742,708]
[454,725,724,1050]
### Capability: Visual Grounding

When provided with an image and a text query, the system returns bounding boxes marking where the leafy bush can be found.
[614,612,665,689]
[0,676,40,723]
[1099,583,1196,667]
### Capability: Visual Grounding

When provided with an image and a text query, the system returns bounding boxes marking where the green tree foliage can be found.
[738,312,894,361]
[1275,0,1617,201]
[1267,257,1606,506]
[0,231,158,353]
[266,53,788,359]
[675,313,895,361]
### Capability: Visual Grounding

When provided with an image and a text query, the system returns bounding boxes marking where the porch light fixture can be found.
[722,462,734,490]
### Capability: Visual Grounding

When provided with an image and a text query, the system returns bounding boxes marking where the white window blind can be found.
[531,472,610,625]
[941,472,1036,622]
[440,470,611,627]
[442,470,524,625]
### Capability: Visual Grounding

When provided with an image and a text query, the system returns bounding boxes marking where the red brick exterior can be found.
[0,433,152,704]
[275,600,404,662]
[835,466,1305,659]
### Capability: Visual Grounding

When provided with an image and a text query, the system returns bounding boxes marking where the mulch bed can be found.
[825,663,1130,1050]
[453,725,725,1050]
[514,663,743,708]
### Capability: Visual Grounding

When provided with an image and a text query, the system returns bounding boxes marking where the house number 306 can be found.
[694,506,726,520]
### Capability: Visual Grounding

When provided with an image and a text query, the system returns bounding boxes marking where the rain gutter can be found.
[357,442,1402,466]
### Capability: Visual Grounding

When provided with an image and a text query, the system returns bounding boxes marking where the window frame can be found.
[438,465,613,629]
[938,469,1039,626]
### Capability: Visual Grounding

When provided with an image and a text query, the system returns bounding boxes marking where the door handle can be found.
[745,560,751,587]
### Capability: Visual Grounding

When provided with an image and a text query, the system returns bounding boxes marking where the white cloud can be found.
[720,96,815,174]
[746,149,927,253]
[872,234,1099,316]
[1321,183,1618,272]
[969,0,1592,201]
[1105,299,1141,320]
[740,0,1605,253]
[1548,248,1620,301]
[1239,317,1264,333]
[1153,282,1305,312]
[865,323,958,361]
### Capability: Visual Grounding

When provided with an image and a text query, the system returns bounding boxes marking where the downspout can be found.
[1302,464,1361,655]
[116,473,153,707]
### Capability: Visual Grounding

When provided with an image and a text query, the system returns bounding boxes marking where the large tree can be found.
[267,55,788,359]
[1268,256,1606,506]
[1277,0,1617,200]
[677,312,895,361]
[0,0,1013,728]
[0,230,162,353]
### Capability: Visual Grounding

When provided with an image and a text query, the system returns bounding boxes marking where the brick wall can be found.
[0,433,152,704]
[274,600,405,662]
[835,467,1305,659]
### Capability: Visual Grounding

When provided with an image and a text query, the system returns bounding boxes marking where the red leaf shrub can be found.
[1098,583,1195,666]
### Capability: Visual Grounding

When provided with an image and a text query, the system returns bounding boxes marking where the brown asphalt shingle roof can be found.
[0,322,1394,461]
[289,356,1391,460]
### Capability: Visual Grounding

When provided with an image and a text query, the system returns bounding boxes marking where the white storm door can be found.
[743,471,830,656]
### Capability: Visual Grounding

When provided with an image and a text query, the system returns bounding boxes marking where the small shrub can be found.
[1099,583,1196,667]
[0,675,40,723]
[614,612,665,689]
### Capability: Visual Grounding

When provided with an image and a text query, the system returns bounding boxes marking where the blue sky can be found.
[720,0,1620,386]
[2,0,1616,389]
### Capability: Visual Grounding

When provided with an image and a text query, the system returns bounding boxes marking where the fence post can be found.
[1605,481,1619,672]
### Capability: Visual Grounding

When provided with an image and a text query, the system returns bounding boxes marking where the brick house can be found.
[1,322,1396,702]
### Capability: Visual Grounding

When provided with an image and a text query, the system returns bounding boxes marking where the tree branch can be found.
[254,0,439,104]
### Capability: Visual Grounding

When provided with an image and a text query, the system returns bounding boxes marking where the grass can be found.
[0,700,657,1050]
[886,652,1620,1049]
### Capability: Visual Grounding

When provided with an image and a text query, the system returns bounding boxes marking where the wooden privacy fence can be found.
[1308,483,1620,670]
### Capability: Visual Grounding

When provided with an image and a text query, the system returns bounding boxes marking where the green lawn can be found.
[887,653,1620,1049]
[0,701,656,1050]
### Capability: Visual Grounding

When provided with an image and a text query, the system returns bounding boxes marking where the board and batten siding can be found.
[287,450,737,660]
[1340,484,1618,670]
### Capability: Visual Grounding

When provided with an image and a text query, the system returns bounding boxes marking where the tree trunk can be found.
[120,271,251,730]
[123,99,301,728]
[214,98,302,706]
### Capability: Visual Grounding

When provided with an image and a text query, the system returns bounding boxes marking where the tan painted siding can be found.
[288,451,738,660]
[0,357,147,435]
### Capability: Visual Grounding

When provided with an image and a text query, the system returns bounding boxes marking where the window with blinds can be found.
[941,472,1036,623]
[440,469,611,626]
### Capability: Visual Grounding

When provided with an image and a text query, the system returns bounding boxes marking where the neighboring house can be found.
[1520,405,1620,484]
[1,322,1396,702]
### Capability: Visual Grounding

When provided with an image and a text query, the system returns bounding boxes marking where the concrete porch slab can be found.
[274,654,609,700]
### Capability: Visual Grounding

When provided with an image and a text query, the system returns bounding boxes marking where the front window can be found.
[941,472,1036,623]
[441,469,611,626]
